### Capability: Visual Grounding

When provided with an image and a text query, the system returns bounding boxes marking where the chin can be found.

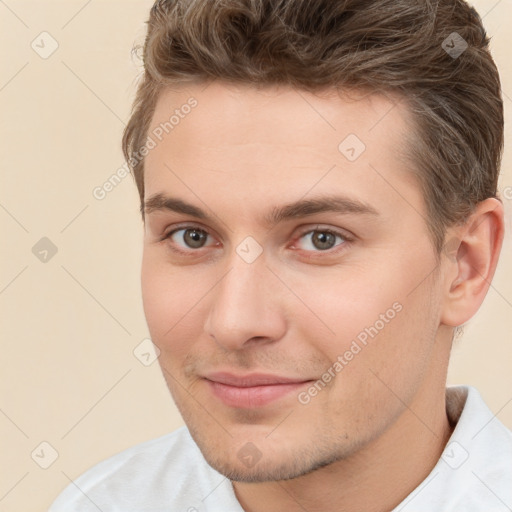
[192,429,350,483]
[205,455,315,483]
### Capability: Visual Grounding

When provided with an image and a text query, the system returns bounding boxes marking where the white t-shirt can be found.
[49,386,512,511]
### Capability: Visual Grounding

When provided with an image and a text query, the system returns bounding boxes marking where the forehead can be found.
[143,81,422,223]
[148,81,411,149]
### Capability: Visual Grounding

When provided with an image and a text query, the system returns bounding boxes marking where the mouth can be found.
[202,372,314,408]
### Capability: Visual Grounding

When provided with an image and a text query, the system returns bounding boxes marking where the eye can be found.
[164,226,217,251]
[294,228,348,252]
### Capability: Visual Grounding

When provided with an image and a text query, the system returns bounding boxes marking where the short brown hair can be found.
[122,0,503,252]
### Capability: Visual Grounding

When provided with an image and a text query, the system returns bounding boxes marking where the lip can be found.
[203,372,313,408]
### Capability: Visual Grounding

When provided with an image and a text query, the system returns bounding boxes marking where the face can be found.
[141,81,446,482]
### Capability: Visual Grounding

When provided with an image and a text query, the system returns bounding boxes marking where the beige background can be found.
[0,1,511,511]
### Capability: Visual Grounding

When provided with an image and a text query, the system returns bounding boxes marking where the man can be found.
[50,0,511,510]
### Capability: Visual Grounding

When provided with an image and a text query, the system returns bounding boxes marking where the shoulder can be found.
[48,426,229,511]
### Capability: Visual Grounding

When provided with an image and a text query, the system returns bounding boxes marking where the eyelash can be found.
[160,224,352,257]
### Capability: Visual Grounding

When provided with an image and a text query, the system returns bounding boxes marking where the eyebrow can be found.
[143,192,379,227]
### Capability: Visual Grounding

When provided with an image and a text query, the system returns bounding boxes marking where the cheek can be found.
[343,282,438,398]
[285,269,403,355]
[141,252,196,344]
[289,254,438,378]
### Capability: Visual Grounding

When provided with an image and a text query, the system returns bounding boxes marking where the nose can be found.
[203,252,287,351]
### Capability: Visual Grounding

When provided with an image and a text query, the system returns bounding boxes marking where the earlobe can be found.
[440,198,504,327]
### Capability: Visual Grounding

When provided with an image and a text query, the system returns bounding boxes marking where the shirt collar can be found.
[392,385,512,511]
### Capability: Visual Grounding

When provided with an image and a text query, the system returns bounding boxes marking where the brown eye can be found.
[311,231,337,250]
[296,229,347,252]
[167,227,212,250]
[182,229,208,248]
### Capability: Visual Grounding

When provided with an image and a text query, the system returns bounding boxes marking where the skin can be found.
[141,80,504,512]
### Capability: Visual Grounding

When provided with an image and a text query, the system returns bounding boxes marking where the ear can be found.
[440,198,505,327]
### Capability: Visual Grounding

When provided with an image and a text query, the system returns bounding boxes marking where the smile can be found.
[203,372,314,408]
